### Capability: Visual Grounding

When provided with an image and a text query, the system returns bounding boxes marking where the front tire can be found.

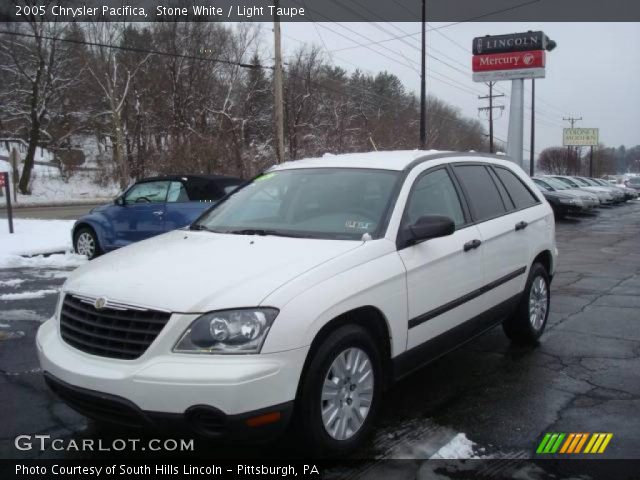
[297,324,382,455]
[74,226,102,260]
[503,262,550,344]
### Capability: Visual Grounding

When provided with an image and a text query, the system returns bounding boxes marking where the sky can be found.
[274,22,640,157]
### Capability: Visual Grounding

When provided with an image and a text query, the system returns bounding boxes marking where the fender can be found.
[73,211,118,252]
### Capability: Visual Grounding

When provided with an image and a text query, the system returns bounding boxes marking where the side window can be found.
[124,181,169,204]
[167,181,190,202]
[494,167,539,209]
[454,165,506,222]
[404,168,465,227]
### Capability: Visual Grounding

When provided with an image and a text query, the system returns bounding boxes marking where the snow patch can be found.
[0,279,24,287]
[0,157,118,207]
[429,433,478,459]
[0,289,58,300]
[0,253,86,269]
[0,309,48,322]
[0,323,9,328]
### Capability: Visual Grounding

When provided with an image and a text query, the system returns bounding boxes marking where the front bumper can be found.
[37,317,307,435]
[44,372,294,440]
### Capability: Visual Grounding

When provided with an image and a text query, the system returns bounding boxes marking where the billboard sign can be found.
[473,31,546,55]
[472,50,545,72]
[563,128,599,146]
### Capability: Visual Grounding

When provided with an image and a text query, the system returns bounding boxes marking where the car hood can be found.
[552,189,596,200]
[63,230,363,312]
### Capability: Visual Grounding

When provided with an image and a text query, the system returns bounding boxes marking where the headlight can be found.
[559,198,578,205]
[174,308,278,354]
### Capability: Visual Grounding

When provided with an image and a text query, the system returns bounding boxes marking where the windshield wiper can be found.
[228,228,309,238]
[190,224,213,231]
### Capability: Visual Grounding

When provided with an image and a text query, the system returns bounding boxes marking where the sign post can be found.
[0,172,14,234]
[472,31,556,171]
[506,79,525,168]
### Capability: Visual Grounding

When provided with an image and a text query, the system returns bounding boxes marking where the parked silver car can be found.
[533,177,600,210]
[549,176,618,205]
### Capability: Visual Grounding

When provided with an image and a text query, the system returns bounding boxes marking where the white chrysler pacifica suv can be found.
[37,151,557,454]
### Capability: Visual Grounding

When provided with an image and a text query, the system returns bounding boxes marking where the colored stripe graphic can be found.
[598,433,613,453]
[574,433,589,453]
[560,433,575,453]
[536,433,552,454]
[539,433,613,454]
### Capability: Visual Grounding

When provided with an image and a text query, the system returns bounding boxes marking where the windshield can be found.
[193,168,400,240]
[544,178,570,190]
[571,177,590,186]
[629,177,640,185]
[533,179,552,191]
[580,177,599,186]
[554,177,579,188]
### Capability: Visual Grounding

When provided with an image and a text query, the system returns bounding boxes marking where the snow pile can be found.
[429,433,478,459]
[0,289,58,300]
[0,218,87,268]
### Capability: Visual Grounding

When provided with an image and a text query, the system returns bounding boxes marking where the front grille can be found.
[60,294,171,360]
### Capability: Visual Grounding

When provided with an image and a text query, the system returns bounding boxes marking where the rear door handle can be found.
[515,221,528,231]
[464,239,482,252]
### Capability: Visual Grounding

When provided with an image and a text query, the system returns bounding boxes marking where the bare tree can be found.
[84,22,150,188]
[0,19,75,193]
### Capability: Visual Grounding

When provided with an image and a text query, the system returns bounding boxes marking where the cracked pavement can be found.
[0,201,639,461]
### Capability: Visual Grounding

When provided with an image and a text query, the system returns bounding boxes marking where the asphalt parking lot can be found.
[1,201,639,466]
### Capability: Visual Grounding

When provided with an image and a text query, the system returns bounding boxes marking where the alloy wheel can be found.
[76,232,95,258]
[320,347,374,441]
[529,276,548,330]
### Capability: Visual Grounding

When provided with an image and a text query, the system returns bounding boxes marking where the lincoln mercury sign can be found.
[563,128,599,146]
[473,31,549,55]
[472,50,546,82]
[471,31,554,83]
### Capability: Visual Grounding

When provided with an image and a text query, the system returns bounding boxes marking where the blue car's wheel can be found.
[74,227,102,260]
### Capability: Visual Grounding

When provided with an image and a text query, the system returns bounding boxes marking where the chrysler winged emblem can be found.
[94,297,107,310]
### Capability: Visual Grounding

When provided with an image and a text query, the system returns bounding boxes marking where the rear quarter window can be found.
[493,167,539,210]
[453,164,506,222]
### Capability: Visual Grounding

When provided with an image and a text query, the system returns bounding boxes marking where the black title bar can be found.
[1,0,640,22]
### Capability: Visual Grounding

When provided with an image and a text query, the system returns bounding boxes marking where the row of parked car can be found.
[532,175,638,218]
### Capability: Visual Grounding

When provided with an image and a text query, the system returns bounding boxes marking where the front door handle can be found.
[153,211,164,216]
[464,239,482,252]
[515,221,528,231]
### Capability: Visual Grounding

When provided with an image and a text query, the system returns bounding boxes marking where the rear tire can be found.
[74,226,102,260]
[503,262,550,345]
[297,324,382,456]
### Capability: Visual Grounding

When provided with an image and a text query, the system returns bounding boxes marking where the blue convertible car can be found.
[73,175,242,259]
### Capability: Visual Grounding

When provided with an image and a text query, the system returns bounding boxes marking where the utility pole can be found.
[529,79,535,176]
[478,81,504,153]
[563,116,582,128]
[273,0,285,163]
[419,0,427,150]
[563,116,582,174]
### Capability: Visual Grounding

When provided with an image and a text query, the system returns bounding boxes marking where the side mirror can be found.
[114,196,124,206]
[400,215,455,248]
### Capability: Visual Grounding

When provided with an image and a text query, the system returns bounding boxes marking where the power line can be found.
[0,28,269,70]
[327,0,542,52]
